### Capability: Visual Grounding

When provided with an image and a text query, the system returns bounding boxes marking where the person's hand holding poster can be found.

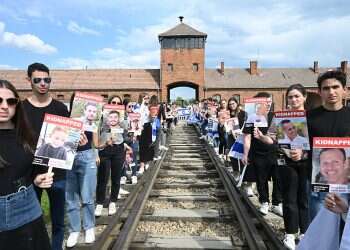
[70,92,104,132]
[244,97,271,127]
[270,110,310,150]
[33,114,83,170]
[312,137,350,193]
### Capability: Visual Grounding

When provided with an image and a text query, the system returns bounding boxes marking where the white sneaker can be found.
[145,164,150,170]
[66,232,80,248]
[298,233,305,241]
[259,202,269,215]
[131,176,138,184]
[138,168,144,175]
[108,202,117,215]
[163,146,169,151]
[95,204,103,217]
[283,234,296,250]
[245,185,254,197]
[120,176,127,185]
[271,203,283,217]
[119,187,130,195]
[118,193,121,199]
[85,228,95,244]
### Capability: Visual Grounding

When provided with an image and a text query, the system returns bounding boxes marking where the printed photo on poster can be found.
[70,92,104,132]
[269,110,310,150]
[244,97,271,127]
[33,114,83,170]
[128,112,142,136]
[311,137,350,193]
[100,104,126,145]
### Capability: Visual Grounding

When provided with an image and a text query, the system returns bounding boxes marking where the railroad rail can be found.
[71,122,286,250]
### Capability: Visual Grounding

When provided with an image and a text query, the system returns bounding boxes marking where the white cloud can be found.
[58,48,159,69]
[67,21,100,36]
[0,21,57,54]
[0,64,17,69]
[88,18,111,27]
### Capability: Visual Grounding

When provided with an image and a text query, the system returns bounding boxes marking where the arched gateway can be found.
[167,81,198,103]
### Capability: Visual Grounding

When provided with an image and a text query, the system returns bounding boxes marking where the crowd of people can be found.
[0,62,178,250]
[0,61,349,250]
[187,70,350,250]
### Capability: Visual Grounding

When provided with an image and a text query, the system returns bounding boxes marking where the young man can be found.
[242,92,283,216]
[22,63,69,250]
[307,70,350,221]
[279,119,309,147]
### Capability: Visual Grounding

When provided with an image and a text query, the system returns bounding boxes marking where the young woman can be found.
[136,93,150,173]
[95,100,131,217]
[65,93,100,248]
[254,84,309,250]
[0,79,52,250]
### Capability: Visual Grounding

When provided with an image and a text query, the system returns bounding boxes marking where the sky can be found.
[0,1,349,99]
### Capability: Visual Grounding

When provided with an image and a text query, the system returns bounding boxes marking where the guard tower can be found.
[158,16,207,102]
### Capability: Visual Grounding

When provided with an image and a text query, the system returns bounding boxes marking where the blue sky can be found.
[1,0,349,71]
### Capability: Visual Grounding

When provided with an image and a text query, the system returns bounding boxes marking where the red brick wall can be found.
[160,48,205,101]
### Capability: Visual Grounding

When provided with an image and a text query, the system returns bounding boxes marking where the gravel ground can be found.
[137,221,238,237]
[146,200,231,210]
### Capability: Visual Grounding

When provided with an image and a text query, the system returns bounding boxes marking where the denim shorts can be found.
[0,185,42,232]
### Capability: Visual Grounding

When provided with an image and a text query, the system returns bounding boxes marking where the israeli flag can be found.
[229,134,244,159]
[297,207,340,250]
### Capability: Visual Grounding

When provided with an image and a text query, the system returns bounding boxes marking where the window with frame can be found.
[167,63,173,72]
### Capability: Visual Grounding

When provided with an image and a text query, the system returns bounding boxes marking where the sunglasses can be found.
[111,101,121,105]
[0,97,19,106]
[32,77,51,84]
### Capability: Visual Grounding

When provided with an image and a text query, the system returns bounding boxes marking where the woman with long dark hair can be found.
[0,79,52,250]
[254,84,309,249]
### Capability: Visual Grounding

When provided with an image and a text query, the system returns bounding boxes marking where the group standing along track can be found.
[74,122,285,250]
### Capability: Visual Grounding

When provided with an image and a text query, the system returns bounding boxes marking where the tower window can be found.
[192,63,199,72]
[168,63,173,72]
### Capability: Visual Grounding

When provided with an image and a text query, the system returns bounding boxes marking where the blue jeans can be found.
[66,149,97,232]
[35,179,66,250]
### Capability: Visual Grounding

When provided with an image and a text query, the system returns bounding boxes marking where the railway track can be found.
[71,122,286,250]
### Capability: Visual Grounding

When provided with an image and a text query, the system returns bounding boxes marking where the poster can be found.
[33,114,83,170]
[128,112,142,136]
[311,137,350,193]
[244,97,271,127]
[100,104,126,144]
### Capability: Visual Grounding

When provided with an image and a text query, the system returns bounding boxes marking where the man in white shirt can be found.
[279,119,308,149]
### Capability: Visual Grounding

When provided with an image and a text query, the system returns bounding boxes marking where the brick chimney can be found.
[313,61,319,73]
[220,61,224,75]
[250,60,258,75]
[341,61,348,74]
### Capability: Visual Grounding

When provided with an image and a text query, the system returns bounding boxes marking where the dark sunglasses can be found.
[0,97,19,106]
[111,101,121,105]
[32,77,51,84]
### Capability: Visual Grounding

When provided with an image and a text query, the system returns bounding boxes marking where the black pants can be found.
[0,216,51,250]
[252,154,282,205]
[96,146,125,204]
[278,161,309,234]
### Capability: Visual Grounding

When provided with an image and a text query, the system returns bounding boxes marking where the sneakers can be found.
[153,156,161,161]
[145,164,150,170]
[138,167,144,175]
[259,202,269,215]
[298,233,305,241]
[283,234,296,250]
[120,176,127,185]
[85,228,95,244]
[108,202,117,215]
[131,176,138,184]
[244,185,254,197]
[160,145,169,151]
[95,204,103,217]
[119,187,130,195]
[66,232,80,248]
[271,203,283,217]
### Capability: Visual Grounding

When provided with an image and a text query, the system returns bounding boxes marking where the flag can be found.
[297,207,340,250]
[229,134,244,159]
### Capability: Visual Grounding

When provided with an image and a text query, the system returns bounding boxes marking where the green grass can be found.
[41,191,51,224]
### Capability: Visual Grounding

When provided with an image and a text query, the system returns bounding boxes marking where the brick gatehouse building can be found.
[0,17,349,110]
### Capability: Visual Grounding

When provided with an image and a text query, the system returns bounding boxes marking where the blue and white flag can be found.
[228,134,244,159]
[297,207,340,250]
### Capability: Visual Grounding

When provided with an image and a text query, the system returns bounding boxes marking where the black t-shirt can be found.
[22,99,69,180]
[0,129,34,195]
[307,106,350,178]
[243,112,277,156]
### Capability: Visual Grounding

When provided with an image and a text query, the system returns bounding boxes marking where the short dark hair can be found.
[254,92,272,98]
[281,119,292,125]
[286,84,307,97]
[27,63,50,78]
[319,148,346,162]
[316,70,347,89]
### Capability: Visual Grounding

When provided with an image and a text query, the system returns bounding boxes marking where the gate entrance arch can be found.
[167,81,199,105]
